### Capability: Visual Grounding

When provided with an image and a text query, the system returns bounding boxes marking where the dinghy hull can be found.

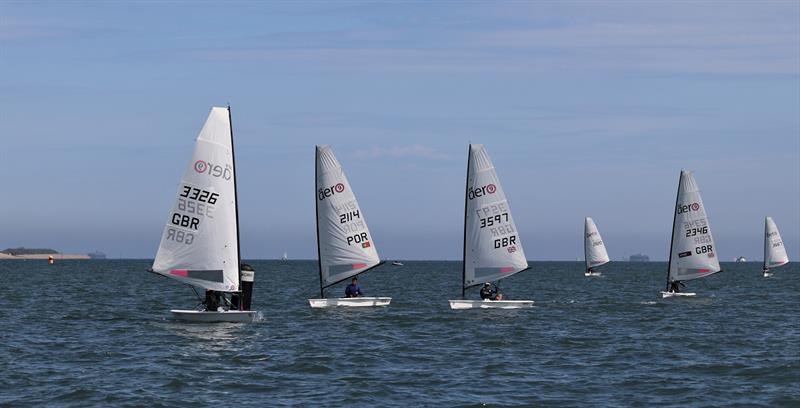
[308,297,392,308]
[660,291,697,298]
[763,272,773,278]
[171,309,258,323]
[448,299,533,309]
[584,272,602,277]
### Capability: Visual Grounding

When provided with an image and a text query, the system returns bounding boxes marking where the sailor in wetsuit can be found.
[344,277,363,298]
[480,282,503,301]
[668,281,685,293]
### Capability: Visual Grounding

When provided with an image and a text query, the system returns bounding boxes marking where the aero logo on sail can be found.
[468,184,497,200]
[677,202,701,214]
[194,160,233,180]
[318,183,346,201]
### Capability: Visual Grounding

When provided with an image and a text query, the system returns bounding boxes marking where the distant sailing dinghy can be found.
[149,107,258,322]
[763,217,789,277]
[308,146,389,308]
[584,217,610,277]
[448,144,533,310]
[662,170,721,298]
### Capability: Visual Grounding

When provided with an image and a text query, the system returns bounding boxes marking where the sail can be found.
[584,217,610,270]
[315,145,380,288]
[463,144,528,289]
[764,217,789,269]
[152,107,240,292]
[668,170,721,282]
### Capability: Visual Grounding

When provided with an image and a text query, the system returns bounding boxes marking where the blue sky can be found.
[1,1,798,260]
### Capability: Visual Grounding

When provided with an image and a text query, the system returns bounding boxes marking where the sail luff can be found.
[461,144,472,298]
[228,106,242,290]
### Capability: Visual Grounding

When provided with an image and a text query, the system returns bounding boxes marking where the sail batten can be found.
[151,107,240,292]
[667,171,721,283]
[315,146,381,291]
[463,144,528,289]
[584,217,610,270]
[764,217,789,270]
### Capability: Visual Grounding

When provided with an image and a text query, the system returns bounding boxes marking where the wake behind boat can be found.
[584,217,610,277]
[448,144,533,310]
[308,145,389,308]
[149,106,258,323]
[763,216,789,278]
[661,170,721,298]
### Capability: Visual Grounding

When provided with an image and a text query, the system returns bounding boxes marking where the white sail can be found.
[463,144,528,288]
[668,170,721,282]
[152,107,240,292]
[584,217,610,270]
[764,217,789,269]
[315,145,380,288]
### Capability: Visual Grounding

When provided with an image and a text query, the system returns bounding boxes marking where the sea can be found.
[1,260,798,407]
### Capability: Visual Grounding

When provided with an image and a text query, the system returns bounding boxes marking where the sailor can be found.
[668,281,684,293]
[480,282,503,300]
[344,277,363,298]
[204,290,221,311]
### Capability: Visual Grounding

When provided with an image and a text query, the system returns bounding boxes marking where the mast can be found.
[763,217,768,273]
[461,144,472,299]
[315,147,324,299]
[665,170,682,291]
[584,218,590,274]
[228,106,242,292]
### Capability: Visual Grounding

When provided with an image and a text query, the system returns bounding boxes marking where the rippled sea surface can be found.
[1,260,798,407]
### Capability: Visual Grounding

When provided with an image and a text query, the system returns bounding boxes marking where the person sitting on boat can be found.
[480,282,503,301]
[204,290,221,311]
[345,277,363,298]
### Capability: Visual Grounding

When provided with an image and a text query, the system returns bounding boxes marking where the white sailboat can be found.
[763,216,789,277]
[584,217,610,276]
[662,170,721,298]
[149,106,258,322]
[281,252,288,262]
[448,144,533,309]
[308,145,389,308]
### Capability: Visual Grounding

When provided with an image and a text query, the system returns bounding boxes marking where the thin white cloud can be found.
[354,144,450,160]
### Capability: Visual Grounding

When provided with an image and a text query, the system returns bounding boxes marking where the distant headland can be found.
[0,247,105,260]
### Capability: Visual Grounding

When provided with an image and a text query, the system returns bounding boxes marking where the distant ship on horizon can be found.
[629,253,650,262]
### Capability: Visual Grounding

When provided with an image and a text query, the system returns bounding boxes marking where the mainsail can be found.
[666,170,721,285]
[764,217,789,270]
[315,145,381,293]
[463,144,528,293]
[584,217,610,271]
[152,107,240,292]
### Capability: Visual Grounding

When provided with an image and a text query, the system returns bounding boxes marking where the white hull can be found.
[660,291,697,298]
[584,272,602,277]
[171,309,258,323]
[448,299,534,309]
[391,262,404,266]
[763,272,773,278]
[308,297,392,308]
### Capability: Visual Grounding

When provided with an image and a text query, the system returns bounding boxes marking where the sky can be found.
[1,1,798,261]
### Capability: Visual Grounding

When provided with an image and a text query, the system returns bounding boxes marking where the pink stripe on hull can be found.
[170,269,189,277]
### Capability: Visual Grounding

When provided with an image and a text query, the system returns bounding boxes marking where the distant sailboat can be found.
[149,106,258,322]
[763,217,789,277]
[281,252,288,262]
[662,170,721,298]
[308,145,389,308]
[584,217,610,276]
[391,261,404,266]
[448,144,532,309]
